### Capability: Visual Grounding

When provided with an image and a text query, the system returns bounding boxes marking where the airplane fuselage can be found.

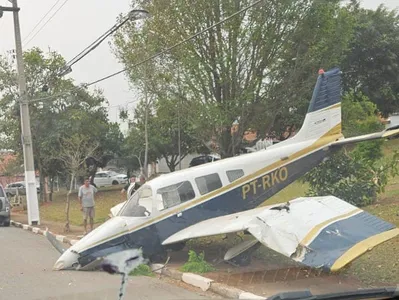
[76,136,339,267]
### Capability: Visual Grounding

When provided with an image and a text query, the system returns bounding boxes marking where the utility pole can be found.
[2,0,40,225]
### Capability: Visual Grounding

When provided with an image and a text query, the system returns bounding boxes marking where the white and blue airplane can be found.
[50,68,399,272]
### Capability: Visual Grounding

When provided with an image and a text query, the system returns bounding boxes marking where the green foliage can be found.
[342,4,399,116]
[304,92,398,206]
[341,91,384,137]
[305,151,377,206]
[113,0,355,157]
[181,250,215,274]
[0,48,121,199]
[129,264,154,277]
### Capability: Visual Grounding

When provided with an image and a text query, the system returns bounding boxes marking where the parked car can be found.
[0,184,10,226]
[93,171,125,187]
[4,181,40,197]
[115,173,128,184]
[189,155,220,167]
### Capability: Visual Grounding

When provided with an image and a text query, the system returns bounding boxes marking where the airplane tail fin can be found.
[293,68,343,142]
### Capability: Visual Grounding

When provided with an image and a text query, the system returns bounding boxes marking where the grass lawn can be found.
[39,185,125,226]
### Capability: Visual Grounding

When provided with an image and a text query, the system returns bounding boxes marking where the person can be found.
[122,174,146,198]
[121,175,137,196]
[78,178,98,234]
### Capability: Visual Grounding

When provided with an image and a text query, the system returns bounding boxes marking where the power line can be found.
[23,0,70,47]
[22,0,63,44]
[64,14,132,70]
[86,0,263,87]
[28,0,263,102]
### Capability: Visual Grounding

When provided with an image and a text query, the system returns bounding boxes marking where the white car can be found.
[93,171,124,187]
[115,174,128,184]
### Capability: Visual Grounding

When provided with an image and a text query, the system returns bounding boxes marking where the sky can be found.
[0,0,398,133]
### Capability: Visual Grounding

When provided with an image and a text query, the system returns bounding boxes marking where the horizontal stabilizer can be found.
[331,125,399,147]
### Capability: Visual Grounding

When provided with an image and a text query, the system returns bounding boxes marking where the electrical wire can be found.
[86,0,263,87]
[64,17,130,69]
[23,0,70,47]
[28,0,263,101]
[22,0,64,44]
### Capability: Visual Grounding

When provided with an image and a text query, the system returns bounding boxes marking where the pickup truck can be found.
[4,181,40,197]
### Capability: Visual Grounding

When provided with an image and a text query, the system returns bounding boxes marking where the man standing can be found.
[78,178,97,234]
[121,174,136,196]
[121,174,146,198]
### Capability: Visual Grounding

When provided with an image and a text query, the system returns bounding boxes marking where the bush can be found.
[129,264,154,277]
[304,91,398,207]
[305,151,377,206]
[181,250,215,273]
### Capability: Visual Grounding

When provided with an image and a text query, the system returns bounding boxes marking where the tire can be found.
[229,252,252,266]
[112,180,119,185]
[3,220,10,227]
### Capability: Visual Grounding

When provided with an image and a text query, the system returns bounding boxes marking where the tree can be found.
[113,0,355,157]
[0,48,120,200]
[86,122,125,185]
[137,97,204,172]
[57,134,98,233]
[342,4,399,116]
[304,92,398,206]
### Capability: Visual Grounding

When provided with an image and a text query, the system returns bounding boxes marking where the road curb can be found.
[10,219,75,246]
[10,220,265,299]
[157,264,266,299]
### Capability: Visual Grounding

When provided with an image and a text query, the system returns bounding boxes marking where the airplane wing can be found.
[331,125,399,147]
[162,196,399,272]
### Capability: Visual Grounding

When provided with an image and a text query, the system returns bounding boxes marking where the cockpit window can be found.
[226,169,245,182]
[157,181,195,209]
[195,173,222,195]
[119,186,152,217]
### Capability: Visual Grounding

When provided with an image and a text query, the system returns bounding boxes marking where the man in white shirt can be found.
[78,178,98,234]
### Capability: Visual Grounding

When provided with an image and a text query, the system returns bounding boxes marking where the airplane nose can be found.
[53,249,80,270]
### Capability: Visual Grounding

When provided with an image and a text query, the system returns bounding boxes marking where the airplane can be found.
[49,67,399,272]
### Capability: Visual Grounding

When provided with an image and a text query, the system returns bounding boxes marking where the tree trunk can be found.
[143,88,149,179]
[38,164,48,202]
[49,176,54,202]
[65,173,74,233]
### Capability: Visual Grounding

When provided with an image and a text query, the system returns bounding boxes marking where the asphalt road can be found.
[0,227,216,300]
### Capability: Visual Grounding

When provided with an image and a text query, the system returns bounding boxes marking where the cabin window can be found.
[157,181,195,209]
[119,186,153,217]
[195,173,222,195]
[226,169,244,183]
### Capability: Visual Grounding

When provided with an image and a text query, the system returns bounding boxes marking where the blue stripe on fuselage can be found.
[78,147,332,266]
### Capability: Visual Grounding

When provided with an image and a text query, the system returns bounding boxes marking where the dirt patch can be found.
[165,240,366,297]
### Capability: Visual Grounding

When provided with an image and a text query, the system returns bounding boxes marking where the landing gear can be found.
[224,239,260,267]
[228,250,252,266]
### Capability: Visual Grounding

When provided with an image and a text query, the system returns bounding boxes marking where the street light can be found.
[57,8,150,77]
